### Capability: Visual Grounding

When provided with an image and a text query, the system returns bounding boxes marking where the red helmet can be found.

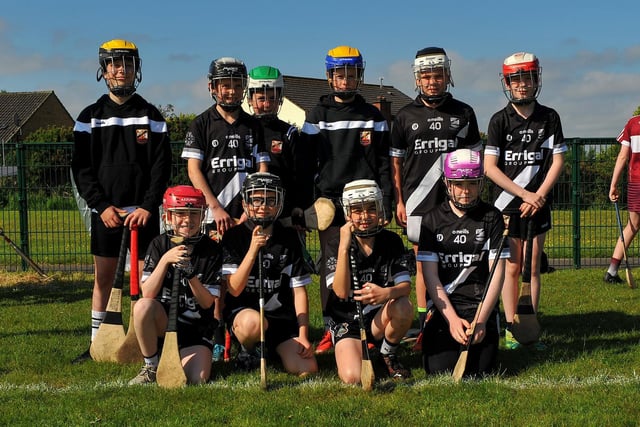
[162,185,206,241]
[500,52,542,104]
[163,185,206,210]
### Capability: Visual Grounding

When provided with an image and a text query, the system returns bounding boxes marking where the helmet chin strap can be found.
[419,92,451,106]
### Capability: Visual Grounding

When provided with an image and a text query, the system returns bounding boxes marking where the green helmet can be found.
[247,66,284,116]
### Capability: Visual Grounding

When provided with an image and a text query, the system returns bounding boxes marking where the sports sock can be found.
[607,258,621,276]
[380,338,399,355]
[91,310,106,341]
[143,353,159,368]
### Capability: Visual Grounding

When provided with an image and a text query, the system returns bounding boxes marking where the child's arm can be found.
[141,244,185,298]
[226,226,268,297]
[610,145,630,202]
[292,286,313,356]
[332,221,354,300]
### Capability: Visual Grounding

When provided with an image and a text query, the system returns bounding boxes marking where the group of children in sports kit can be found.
[71,37,580,386]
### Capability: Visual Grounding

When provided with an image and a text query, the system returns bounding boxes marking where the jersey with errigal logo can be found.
[485,102,566,215]
[181,107,268,219]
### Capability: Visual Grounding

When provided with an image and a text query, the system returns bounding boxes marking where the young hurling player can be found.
[221,173,318,376]
[181,57,269,360]
[327,179,413,383]
[418,149,508,377]
[390,47,482,350]
[129,186,222,385]
[246,65,302,221]
[71,39,172,363]
[484,52,566,350]
[298,46,393,354]
[604,113,640,284]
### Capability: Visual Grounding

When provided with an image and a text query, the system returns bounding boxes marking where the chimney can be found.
[373,96,392,125]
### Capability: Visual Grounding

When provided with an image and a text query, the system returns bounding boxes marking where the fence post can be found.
[571,138,581,268]
[16,137,30,272]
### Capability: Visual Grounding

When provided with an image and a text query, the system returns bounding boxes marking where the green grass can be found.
[1,269,640,426]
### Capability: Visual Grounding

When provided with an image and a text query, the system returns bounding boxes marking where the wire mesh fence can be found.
[0,138,628,274]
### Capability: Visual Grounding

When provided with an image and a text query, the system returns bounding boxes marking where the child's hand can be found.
[339,220,354,250]
[249,225,268,254]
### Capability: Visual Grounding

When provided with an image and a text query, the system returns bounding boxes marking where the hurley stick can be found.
[90,224,128,362]
[258,247,267,390]
[349,248,375,391]
[511,218,542,344]
[157,241,187,388]
[114,224,143,364]
[0,226,51,280]
[614,201,636,289]
[453,216,509,382]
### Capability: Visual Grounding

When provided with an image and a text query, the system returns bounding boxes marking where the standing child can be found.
[129,185,222,385]
[390,47,482,347]
[484,52,567,350]
[71,39,172,363]
[327,179,413,384]
[418,149,508,377]
[221,173,318,376]
[298,46,393,354]
[181,57,270,359]
[604,114,640,284]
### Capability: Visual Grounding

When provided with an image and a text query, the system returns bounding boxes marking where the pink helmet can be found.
[443,149,483,180]
[443,149,483,210]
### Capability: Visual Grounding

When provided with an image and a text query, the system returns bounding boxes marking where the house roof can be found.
[0,91,71,142]
[282,76,414,117]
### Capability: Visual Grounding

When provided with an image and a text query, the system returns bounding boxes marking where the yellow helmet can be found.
[97,39,142,96]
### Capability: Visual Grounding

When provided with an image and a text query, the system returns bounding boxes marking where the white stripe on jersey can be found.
[389,147,406,158]
[75,117,167,133]
[315,119,389,132]
[405,157,443,215]
[495,164,540,212]
[629,135,640,152]
[217,171,247,208]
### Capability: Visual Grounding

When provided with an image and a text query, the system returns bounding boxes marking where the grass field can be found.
[1,268,640,426]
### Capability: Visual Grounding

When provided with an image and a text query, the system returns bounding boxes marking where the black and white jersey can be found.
[485,102,567,214]
[390,96,482,217]
[72,94,172,215]
[259,115,299,217]
[326,229,411,323]
[298,94,392,216]
[181,107,269,219]
[142,233,222,327]
[416,201,509,312]
[221,221,312,321]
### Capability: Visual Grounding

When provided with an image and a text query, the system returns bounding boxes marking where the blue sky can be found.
[2,0,640,137]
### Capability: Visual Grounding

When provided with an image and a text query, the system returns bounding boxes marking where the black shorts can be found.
[328,307,381,346]
[506,204,552,240]
[175,319,217,352]
[226,309,299,355]
[422,309,499,376]
[90,212,160,258]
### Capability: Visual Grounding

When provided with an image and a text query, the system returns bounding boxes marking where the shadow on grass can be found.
[0,280,94,306]
[497,310,640,376]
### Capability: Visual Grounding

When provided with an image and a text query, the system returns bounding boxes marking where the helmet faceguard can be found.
[242,172,285,228]
[325,46,365,100]
[162,185,206,244]
[341,179,385,237]
[443,149,484,211]
[247,65,284,117]
[413,46,453,105]
[97,39,142,97]
[208,57,248,111]
[500,52,542,105]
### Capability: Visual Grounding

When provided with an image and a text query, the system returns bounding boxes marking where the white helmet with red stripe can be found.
[500,52,542,105]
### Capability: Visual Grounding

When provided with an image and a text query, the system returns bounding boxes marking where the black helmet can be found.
[242,172,285,227]
[207,57,247,110]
